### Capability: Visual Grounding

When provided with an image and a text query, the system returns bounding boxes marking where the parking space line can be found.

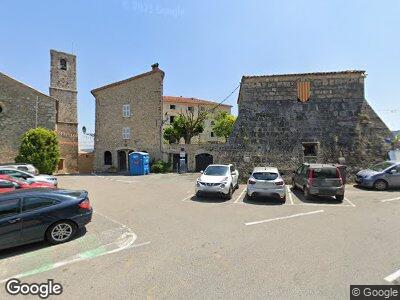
[234,187,247,204]
[290,203,351,207]
[381,197,400,203]
[384,268,400,283]
[344,197,356,207]
[182,194,195,202]
[286,186,294,205]
[245,210,324,226]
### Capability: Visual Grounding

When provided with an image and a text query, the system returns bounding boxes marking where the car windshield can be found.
[204,166,229,176]
[253,172,279,180]
[313,168,339,179]
[370,162,395,172]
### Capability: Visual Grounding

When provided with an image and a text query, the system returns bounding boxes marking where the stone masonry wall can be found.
[0,73,57,163]
[212,71,391,179]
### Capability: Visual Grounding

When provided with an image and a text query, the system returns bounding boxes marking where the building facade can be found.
[92,64,165,173]
[0,50,79,174]
[211,70,391,177]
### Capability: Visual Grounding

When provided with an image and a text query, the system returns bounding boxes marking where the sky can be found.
[1,0,399,149]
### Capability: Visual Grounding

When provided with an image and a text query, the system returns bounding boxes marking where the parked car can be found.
[195,164,239,199]
[247,167,286,202]
[356,161,400,190]
[0,189,92,251]
[0,168,58,187]
[292,163,345,201]
[0,175,55,189]
[0,163,39,175]
[0,180,16,194]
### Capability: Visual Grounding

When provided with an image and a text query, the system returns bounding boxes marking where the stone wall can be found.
[212,71,391,179]
[56,122,78,173]
[93,68,164,172]
[0,72,57,163]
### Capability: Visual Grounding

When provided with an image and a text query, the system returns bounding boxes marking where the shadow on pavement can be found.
[243,195,284,206]
[290,188,343,204]
[0,227,87,260]
[190,194,230,203]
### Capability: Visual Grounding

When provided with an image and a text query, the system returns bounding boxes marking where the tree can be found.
[15,128,60,174]
[163,111,208,144]
[212,111,236,141]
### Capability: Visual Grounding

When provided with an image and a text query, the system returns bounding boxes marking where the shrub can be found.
[15,128,60,174]
[151,160,171,173]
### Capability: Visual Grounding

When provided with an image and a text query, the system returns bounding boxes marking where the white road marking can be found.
[381,197,400,203]
[286,186,294,205]
[234,187,247,203]
[115,180,138,183]
[182,194,195,202]
[94,211,128,228]
[384,268,400,283]
[245,210,324,226]
[344,197,356,207]
[290,203,351,207]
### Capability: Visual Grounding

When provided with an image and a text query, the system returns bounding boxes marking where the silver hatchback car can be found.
[247,167,286,202]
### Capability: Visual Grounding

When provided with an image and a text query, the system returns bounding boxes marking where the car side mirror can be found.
[281,172,285,176]
[200,170,203,174]
[389,169,397,174]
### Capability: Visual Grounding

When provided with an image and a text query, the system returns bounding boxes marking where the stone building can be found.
[212,70,391,177]
[0,50,79,174]
[92,65,232,173]
[92,64,165,172]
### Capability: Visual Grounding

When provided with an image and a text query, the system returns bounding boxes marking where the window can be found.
[210,132,215,138]
[60,59,67,70]
[253,172,279,181]
[302,142,318,157]
[122,127,131,140]
[22,197,57,212]
[170,105,176,110]
[0,198,20,219]
[104,151,112,165]
[169,116,175,124]
[122,104,131,117]
[188,106,194,112]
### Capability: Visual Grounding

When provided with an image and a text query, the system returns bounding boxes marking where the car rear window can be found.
[253,172,279,180]
[312,168,339,179]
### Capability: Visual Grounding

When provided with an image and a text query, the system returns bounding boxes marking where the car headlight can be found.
[221,177,229,184]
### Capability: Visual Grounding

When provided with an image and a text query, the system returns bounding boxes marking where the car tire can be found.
[46,220,77,245]
[291,179,297,190]
[196,191,202,198]
[281,195,286,204]
[335,195,344,201]
[373,180,388,191]
[304,187,312,200]
[224,186,233,200]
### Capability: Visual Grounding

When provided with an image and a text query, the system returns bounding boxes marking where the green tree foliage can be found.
[163,111,207,144]
[15,128,60,174]
[212,112,236,141]
[151,160,171,173]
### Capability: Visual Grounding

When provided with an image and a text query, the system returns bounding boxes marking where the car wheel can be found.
[281,195,286,204]
[304,187,312,200]
[374,180,388,191]
[46,221,77,245]
[196,191,202,198]
[291,179,297,190]
[335,195,344,201]
[225,186,233,200]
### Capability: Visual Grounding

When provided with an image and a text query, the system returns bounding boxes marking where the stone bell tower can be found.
[50,49,78,173]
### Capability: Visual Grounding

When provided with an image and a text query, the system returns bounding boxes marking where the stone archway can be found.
[117,150,127,172]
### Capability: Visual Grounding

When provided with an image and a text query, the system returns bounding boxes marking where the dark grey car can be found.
[292,163,345,201]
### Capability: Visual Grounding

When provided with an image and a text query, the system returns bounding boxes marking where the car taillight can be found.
[275,180,284,186]
[307,169,315,186]
[248,179,256,184]
[336,168,343,185]
[79,199,91,210]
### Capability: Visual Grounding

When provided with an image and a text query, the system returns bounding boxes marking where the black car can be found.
[0,188,92,251]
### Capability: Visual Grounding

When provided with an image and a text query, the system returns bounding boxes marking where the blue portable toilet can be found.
[129,152,150,175]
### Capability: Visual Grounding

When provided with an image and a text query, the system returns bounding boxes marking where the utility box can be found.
[129,152,150,176]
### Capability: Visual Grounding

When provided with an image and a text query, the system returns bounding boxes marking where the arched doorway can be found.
[118,151,127,172]
[195,153,213,172]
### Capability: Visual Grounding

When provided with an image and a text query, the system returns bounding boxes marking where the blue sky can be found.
[1,0,399,148]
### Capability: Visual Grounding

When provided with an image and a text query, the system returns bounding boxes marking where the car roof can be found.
[207,164,232,167]
[252,167,279,173]
[0,167,31,174]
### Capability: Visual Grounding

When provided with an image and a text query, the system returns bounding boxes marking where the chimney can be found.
[151,63,159,71]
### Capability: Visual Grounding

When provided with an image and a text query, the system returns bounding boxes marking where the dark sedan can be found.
[0,188,92,251]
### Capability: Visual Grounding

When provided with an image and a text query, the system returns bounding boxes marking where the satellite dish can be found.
[82,126,87,134]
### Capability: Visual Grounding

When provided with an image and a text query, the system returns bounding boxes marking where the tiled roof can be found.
[243,70,366,79]
[91,67,164,94]
[163,96,232,107]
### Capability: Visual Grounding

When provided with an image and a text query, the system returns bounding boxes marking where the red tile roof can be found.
[163,96,232,107]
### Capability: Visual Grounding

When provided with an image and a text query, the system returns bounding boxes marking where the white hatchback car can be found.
[247,167,286,202]
[196,164,239,199]
[0,168,58,187]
